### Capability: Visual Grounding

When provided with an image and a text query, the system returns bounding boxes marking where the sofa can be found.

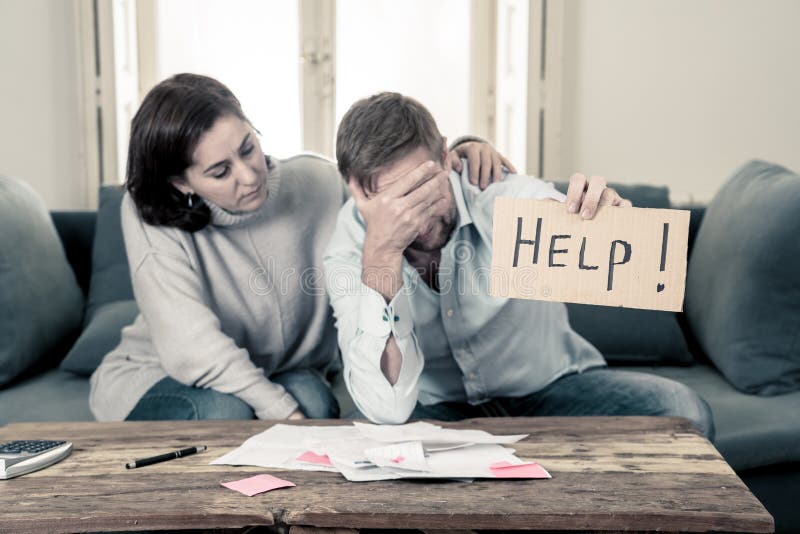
[1,160,798,532]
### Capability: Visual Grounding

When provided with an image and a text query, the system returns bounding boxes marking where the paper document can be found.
[364,441,429,472]
[211,422,546,482]
[354,421,527,447]
[211,424,348,472]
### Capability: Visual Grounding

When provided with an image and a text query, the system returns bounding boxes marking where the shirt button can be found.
[446,308,454,318]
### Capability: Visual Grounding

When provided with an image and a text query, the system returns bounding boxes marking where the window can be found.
[335,0,471,147]
[153,0,302,159]
[495,0,529,172]
[88,1,549,201]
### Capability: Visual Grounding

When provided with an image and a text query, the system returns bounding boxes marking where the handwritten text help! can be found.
[489,198,690,312]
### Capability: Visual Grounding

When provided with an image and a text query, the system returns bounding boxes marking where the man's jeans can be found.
[126,368,340,420]
[410,368,716,441]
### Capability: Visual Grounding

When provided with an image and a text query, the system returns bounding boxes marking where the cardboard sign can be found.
[489,198,690,311]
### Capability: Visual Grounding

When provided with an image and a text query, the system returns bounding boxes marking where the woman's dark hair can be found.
[126,73,249,231]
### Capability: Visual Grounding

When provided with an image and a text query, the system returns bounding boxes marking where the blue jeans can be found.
[126,368,340,420]
[409,368,715,441]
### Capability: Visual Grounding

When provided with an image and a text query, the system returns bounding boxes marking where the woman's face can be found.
[173,114,268,212]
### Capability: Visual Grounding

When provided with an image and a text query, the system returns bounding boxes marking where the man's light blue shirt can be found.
[324,166,606,424]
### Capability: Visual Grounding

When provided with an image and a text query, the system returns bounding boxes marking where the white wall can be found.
[0,0,87,209]
[559,0,800,203]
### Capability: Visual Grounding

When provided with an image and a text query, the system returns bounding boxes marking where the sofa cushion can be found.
[51,210,96,297]
[60,299,139,376]
[553,181,692,364]
[85,185,133,322]
[567,305,693,364]
[552,181,671,210]
[0,369,93,424]
[627,364,800,471]
[685,160,800,395]
[0,176,84,387]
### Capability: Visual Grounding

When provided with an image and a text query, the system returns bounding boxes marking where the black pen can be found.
[125,445,207,469]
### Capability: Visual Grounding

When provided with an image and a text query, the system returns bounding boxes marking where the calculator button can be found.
[0,440,65,454]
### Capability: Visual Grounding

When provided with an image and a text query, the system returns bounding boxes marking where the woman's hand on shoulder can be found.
[449,141,517,191]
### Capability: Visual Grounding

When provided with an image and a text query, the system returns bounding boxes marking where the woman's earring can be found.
[186,192,194,208]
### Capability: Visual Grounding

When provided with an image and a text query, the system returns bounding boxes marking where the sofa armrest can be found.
[50,210,96,297]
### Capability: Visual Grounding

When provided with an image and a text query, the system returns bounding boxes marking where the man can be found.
[324,92,714,440]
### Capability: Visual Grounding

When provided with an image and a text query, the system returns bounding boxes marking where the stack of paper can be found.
[211,421,550,482]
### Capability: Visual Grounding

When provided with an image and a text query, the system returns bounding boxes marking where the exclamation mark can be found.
[657,223,669,293]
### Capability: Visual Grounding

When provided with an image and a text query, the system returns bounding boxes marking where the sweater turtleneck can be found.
[203,155,283,228]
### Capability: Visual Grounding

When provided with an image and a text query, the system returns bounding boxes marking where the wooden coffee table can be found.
[0,417,773,533]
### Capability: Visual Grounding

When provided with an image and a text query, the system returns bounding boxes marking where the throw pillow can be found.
[0,176,84,386]
[566,304,693,364]
[59,299,139,376]
[685,160,800,395]
[84,185,133,323]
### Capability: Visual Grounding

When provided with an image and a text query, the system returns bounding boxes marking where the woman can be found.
[89,73,513,421]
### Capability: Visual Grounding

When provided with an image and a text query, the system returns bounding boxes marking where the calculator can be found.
[0,440,73,479]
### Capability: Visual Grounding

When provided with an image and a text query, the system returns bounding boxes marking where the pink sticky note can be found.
[391,455,405,464]
[296,451,333,466]
[489,461,551,479]
[221,474,296,496]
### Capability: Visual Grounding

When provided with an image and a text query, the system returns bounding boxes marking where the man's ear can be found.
[440,137,451,171]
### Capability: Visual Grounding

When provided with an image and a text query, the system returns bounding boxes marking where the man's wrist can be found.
[362,239,404,302]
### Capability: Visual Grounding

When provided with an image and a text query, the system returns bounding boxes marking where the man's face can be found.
[367,145,458,253]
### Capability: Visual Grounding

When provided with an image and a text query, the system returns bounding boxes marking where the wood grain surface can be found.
[0,417,774,533]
